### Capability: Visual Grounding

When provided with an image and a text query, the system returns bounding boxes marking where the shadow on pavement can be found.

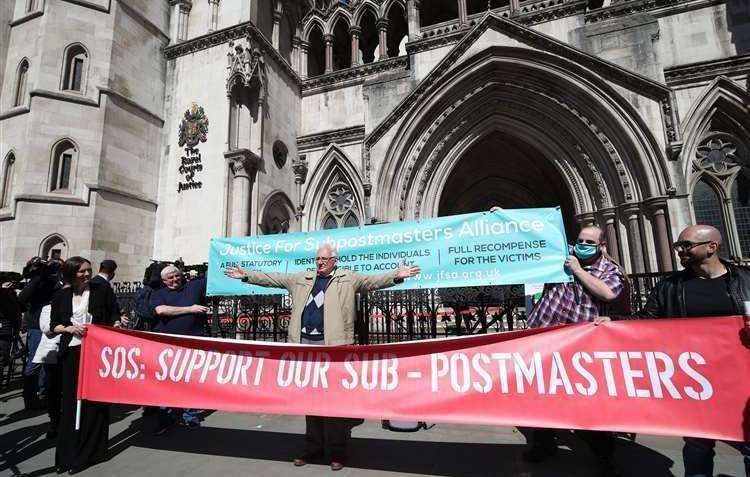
[102,417,675,477]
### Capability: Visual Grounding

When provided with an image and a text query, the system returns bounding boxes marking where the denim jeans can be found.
[24,329,47,396]
[683,437,750,477]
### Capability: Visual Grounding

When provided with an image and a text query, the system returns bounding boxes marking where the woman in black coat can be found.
[51,256,121,474]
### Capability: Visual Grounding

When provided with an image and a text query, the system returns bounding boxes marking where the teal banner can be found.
[207,208,572,296]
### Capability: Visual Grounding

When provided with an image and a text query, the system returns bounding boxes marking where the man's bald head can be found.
[678,224,723,246]
[578,226,606,244]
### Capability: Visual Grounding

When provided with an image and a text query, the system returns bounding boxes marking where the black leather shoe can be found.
[522,444,557,463]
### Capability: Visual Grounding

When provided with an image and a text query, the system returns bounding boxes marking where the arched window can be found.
[1,153,15,208]
[306,24,326,77]
[358,9,378,64]
[386,2,407,58]
[62,44,88,92]
[331,17,351,70]
[731,177,750,257]
[40,234,68,261]
[49,139,77,192]
[692,179,729,258]
[261,193,294,235]
[13,59,29,107]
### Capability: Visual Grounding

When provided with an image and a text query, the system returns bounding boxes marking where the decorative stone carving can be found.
[227,37,267,98]
[695,138,739,174]
[325,182,356,216]
[577,144,611,208]
[292,156,309,184]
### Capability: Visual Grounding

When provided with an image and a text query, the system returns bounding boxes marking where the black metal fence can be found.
[113,273,670,344]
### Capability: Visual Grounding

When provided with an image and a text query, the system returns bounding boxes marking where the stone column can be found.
[377,19,388,60]
[228,159,254,237]
[350,25,361,67]
[575,212,596,228]
[457,0,468,25]
[271,2,282,49]
[208,0,219,32]
[300,41,309,79]
[291,36,301,73]
[644,197,674,272]
[292,156,309,231]
[620,203,645,273]
[599,207,621,265]
[169,1,192,43]
[510,0,520,16]
[324,33,333,73]
[178,1,191,42]
[407,0,421,41]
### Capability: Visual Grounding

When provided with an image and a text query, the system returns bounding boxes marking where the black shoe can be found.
[522,444,557,463]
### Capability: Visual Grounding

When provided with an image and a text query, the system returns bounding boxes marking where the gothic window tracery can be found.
[690,131,750,259]
[321,179,360,229]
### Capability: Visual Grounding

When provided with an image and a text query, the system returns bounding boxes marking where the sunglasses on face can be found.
[672,240,713,252]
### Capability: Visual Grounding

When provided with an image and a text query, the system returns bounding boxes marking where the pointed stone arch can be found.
[352,0,381,26]
[302,16,326,42]
[680,76,750,191]
[260,190,295,235]
[39,233,69,261]
[681,76,750,259]
[303,145,365,231]
[325,8,352,35]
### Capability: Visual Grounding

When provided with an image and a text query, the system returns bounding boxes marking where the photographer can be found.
[0,274,22,386]
[18,257,63,409]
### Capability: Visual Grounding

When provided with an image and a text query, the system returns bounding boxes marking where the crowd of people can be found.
[0,221,748,476]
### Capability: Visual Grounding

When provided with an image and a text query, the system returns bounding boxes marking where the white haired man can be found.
[225,243,420,471]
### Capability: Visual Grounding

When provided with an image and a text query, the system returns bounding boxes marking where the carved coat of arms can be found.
[178,103,209,148]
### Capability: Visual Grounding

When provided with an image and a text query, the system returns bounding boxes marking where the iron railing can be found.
[113,273,671,344]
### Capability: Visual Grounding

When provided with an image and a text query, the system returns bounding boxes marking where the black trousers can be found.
[57,346,109,472]
[304,415,351,462]
[0,333,11,383]
[45,362,62,431]
[531,428,616,460]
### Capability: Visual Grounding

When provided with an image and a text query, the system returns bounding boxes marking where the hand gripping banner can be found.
[207,208,571,296]
[78,317,750,441]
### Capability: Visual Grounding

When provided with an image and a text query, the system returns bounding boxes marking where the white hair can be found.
[160,265,181,279]
[317,243,338,257]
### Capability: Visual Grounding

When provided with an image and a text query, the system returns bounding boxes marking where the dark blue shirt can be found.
[149,278,207,336]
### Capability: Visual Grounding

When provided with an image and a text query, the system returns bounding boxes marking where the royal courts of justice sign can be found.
[207,208,572,296]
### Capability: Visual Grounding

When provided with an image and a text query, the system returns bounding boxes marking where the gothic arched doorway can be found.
[438,132,577,240]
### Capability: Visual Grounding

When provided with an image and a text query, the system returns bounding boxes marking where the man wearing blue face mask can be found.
[524,225,626,476]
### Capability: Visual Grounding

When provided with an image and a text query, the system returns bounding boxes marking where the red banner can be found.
[78,317,750,441]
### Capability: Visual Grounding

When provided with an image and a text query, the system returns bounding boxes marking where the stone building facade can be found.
[1,0,749,280]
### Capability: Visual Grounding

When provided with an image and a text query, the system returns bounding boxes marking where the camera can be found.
[22,257,61,281]
[0,271,23,290]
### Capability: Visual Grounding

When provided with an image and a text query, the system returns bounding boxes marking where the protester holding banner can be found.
[640,224,750,477]
[225,243,420,471]
[150,265,209,433]
[50,256,121,474]
[524,225,625,476]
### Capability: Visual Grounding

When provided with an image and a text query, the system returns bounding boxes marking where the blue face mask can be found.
[574,243,599,260]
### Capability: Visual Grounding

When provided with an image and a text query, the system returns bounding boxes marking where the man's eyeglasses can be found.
[316,256,336,263]
[672,240,713,252]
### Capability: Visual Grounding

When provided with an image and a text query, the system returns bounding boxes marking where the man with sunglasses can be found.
[524,225,625,476]
[225,243,420,471]
[641,224,750,477]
